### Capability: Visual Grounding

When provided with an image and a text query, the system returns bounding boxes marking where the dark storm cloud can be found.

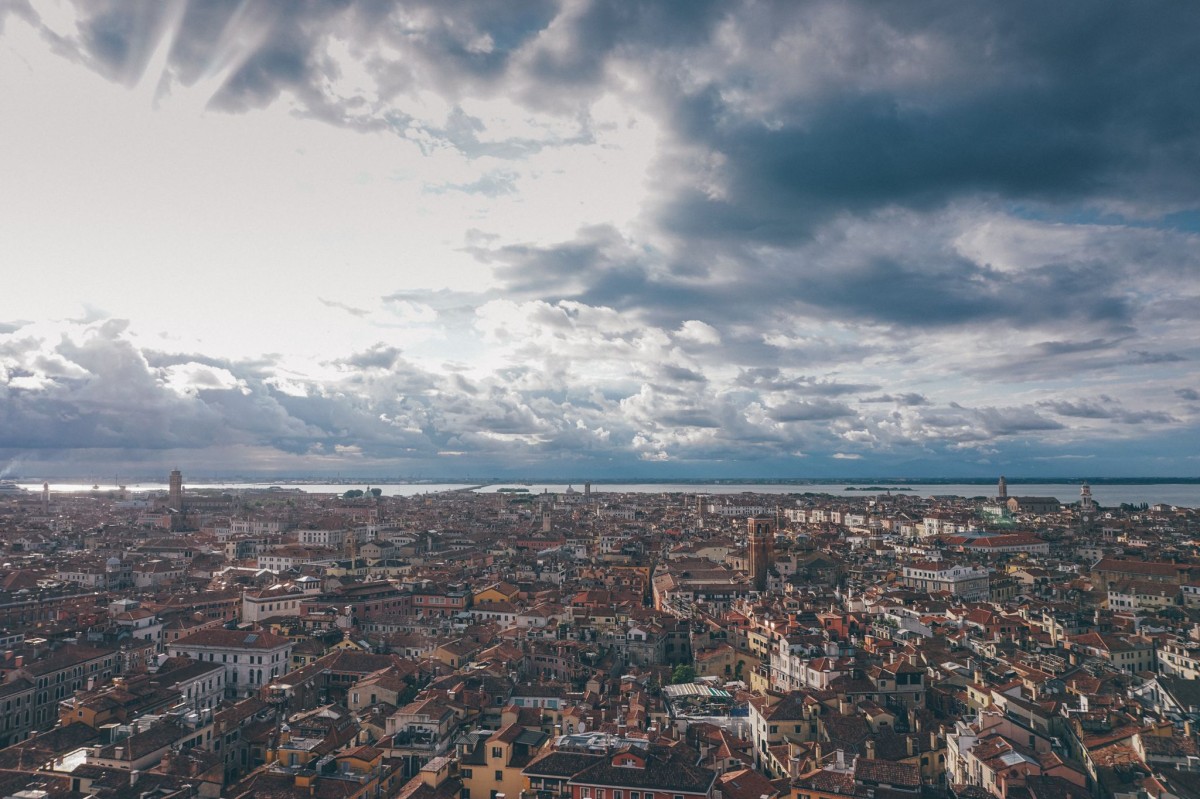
[975,407,1063,436]
[1128,350,1186,365]
[793,257,1132,329]
[46,0,561,126]
[657,2,1200,242]
[862,393,928,406]
[971,338,1191,383]
[478,224,1137,336]
[522,0,726,91]
[1038,398,1177,426]
[1177,388,1200,401]
[36,1,1200,204]
[12,1,1200,474]
[767,400,855,423]
[734,369,877,396]
[336,344,403,370]
[658,364,706,384]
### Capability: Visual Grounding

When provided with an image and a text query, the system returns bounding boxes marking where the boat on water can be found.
[0,481,26,494]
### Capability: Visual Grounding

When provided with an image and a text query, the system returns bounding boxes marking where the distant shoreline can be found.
[14,476,1200,486]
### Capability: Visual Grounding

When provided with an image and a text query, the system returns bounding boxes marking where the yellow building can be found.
[459,722,549,799]
[474,582,521,605]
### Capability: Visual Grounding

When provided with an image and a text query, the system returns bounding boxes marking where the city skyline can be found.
[2,1,1199,479]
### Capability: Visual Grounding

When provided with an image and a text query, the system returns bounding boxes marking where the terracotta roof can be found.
[173,628,291,650]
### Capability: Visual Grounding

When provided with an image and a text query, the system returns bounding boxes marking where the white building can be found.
[256,546,337,573]
[242,583,306,623]
[167,628,293,699]
[901,562,990,601]
[157,656,227,711]
[706,503,771,518]
[1158,637,1200,681]
[231,518,285,535]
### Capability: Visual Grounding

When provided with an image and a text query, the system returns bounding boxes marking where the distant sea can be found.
[16,480,1200,507]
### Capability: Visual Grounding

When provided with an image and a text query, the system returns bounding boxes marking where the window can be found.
[495,771,503,782]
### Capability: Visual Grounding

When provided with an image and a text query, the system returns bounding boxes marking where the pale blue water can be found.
[17,481,1198,507]
[471,482,1199,507]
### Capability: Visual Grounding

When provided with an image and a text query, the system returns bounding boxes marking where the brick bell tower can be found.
[748,515,775,592]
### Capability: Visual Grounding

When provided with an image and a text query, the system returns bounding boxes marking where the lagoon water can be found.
[17,480,1199,507]
[472,482,1198,507]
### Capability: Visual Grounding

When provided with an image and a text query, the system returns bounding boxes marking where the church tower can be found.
[748,515,774,593]
[168,469,183,511]
[997,475,1008,500]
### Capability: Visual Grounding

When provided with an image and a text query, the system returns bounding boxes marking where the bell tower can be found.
[748,515,774,593]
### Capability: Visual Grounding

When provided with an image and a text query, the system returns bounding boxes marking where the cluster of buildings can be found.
[0,475,1197,799]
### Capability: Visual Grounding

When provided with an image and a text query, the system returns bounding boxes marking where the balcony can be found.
[390,729,442,751]
[522,790,568,799]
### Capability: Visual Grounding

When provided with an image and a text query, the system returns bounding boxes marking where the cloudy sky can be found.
[1,0,1198,480]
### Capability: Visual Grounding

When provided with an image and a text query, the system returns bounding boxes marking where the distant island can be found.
[844,486,914,491]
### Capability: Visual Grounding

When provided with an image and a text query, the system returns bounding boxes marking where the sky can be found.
[1,0,1198,480]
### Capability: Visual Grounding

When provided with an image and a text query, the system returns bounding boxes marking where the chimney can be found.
[15,655,23,669]
[865,740,876,760]
[130,770,140,787]
[930,731,939,752]
[906,736,915,758]
[115,747,125,761]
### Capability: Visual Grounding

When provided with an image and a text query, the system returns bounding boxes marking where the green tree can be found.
[369,488,383,497]
[670,664,696,684]
[343,489,364,499]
